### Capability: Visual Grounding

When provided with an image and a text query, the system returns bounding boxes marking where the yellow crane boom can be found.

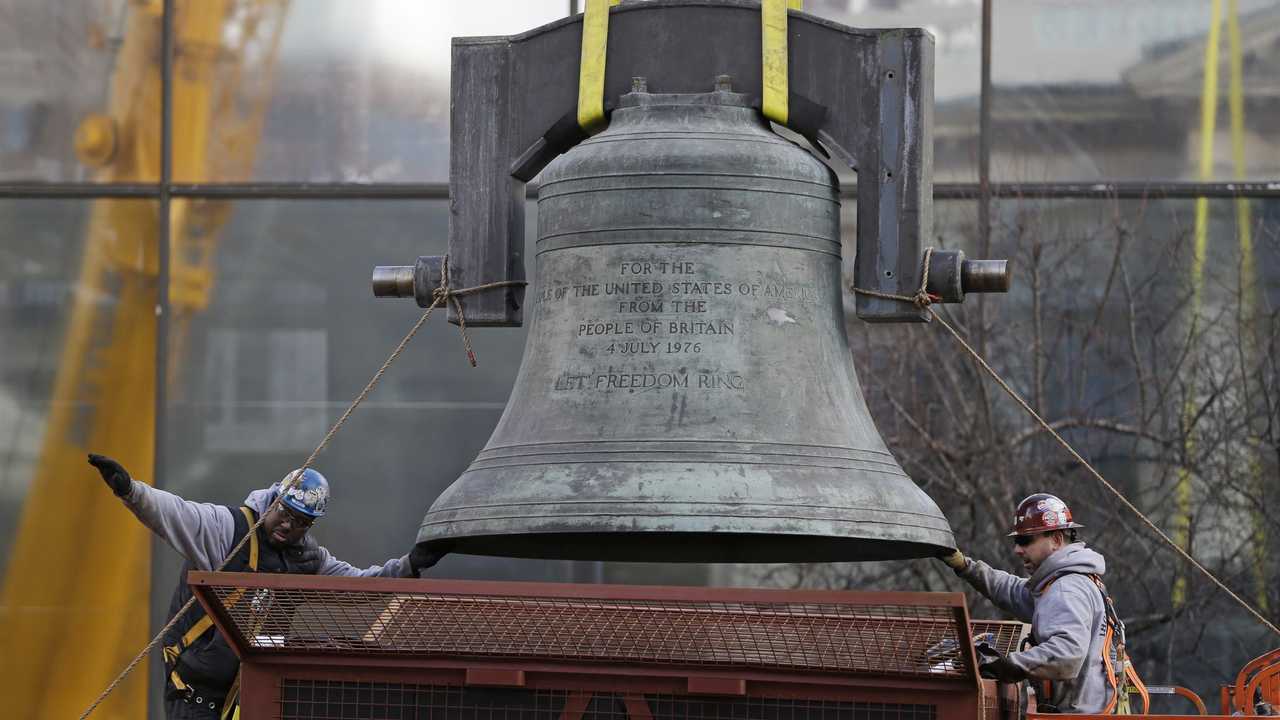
[0,1,287,716]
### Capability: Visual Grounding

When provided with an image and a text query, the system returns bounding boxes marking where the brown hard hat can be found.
[1008,493,1085,537]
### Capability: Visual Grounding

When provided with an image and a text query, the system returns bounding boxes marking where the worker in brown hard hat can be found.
[939,493,1146,713]
[87,454,447,720]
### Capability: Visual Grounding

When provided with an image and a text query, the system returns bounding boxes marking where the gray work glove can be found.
[87,453,132,497]
[408,543,450,577]
[287,533,324,574]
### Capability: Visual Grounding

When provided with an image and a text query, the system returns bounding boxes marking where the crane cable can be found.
[78,263,525,719]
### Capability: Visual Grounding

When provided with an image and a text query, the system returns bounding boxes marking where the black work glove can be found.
[287,533,324,574]
[87,453,132,497]
[979,655,1028,683]
[408,543,450,577]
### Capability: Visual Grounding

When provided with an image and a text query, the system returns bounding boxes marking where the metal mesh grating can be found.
[279,682,939,720]
[969,621,1025,657]
[210,585,972,678]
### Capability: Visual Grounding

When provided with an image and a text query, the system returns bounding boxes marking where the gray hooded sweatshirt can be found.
[120,477,412,577]
[956,543,1112,713]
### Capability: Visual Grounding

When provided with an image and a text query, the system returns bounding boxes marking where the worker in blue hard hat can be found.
[87,453,446,720]
[938,493,1146,714]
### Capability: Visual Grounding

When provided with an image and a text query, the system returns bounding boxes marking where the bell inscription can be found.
[540,249,829,403]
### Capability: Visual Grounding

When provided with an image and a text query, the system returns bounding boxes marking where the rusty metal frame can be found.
[1245,662,1280,713]
[187,573,1256,720]
[1227,647,1280,713]
[1172,686,1210,715]
[238,656,984,719]
[192,571,991,719]
[190,570,976,607]
[245,665,983,720]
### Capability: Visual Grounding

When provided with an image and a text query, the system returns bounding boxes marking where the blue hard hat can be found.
[279,468,329,518]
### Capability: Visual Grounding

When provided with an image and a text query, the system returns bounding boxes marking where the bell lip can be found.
[1006,521,1085,537]
[414,530,957,564]
[419,467,957,563]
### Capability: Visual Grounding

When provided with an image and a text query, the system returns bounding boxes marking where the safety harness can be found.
[162,506,257,720]
[1032,573,1149,714]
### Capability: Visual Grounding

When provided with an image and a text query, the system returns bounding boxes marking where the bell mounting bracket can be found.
[378,0,981,325]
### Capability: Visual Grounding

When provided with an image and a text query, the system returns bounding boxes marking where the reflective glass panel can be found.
[992,0,1280,182]
[0,198,156,717]
[160,199,529,589]
[813,0,982,182]
[172,0,569,182]
[0,2,152,182]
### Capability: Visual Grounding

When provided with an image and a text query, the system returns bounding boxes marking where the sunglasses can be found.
[1012,535,1036,547]
[275,505,315,529]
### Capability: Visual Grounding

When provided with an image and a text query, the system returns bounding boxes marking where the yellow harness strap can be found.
[240,504,258,566]
[165,507,260,696]
[761,0,803,125]
[577,0,621,133]
[221,672,242,720]
[169,670,189,692]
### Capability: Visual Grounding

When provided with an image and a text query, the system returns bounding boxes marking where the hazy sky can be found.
[275,0,1278,100]
[278,1,568,72]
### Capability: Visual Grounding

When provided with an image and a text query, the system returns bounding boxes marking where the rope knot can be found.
[432,255,529,368]
[852,246,940,317]
[912,246,937,309]
[432,256,454,303]
[438,255,478,366]
[912,290,939,309]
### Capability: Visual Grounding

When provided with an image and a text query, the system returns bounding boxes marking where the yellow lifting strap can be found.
[761,0,803,125]
[577,0,622,133]
[165,507,259,673]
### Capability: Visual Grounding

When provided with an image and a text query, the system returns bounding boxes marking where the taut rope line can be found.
[855,249,1280,639]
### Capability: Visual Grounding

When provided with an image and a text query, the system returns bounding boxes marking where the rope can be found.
[853,246,940,310]
[854,249,1280,639]
[79,260,525,719]
[433,256,526,367]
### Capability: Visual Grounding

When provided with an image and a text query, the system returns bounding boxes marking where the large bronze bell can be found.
[373,5,1012,563]
[417,84,952,562]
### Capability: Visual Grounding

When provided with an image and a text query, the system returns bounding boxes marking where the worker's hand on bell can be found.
[978,656,1027,684]
[288,534,324,574]
[938,549,967,571]
[87,453,132,497]
[409,543,449,577]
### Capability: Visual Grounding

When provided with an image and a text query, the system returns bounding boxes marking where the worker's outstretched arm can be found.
[88,454,236,570]
[1005,575,1096,679]
[308,547,410,578]
[946,552,1035,622]
[308,542,446,579]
